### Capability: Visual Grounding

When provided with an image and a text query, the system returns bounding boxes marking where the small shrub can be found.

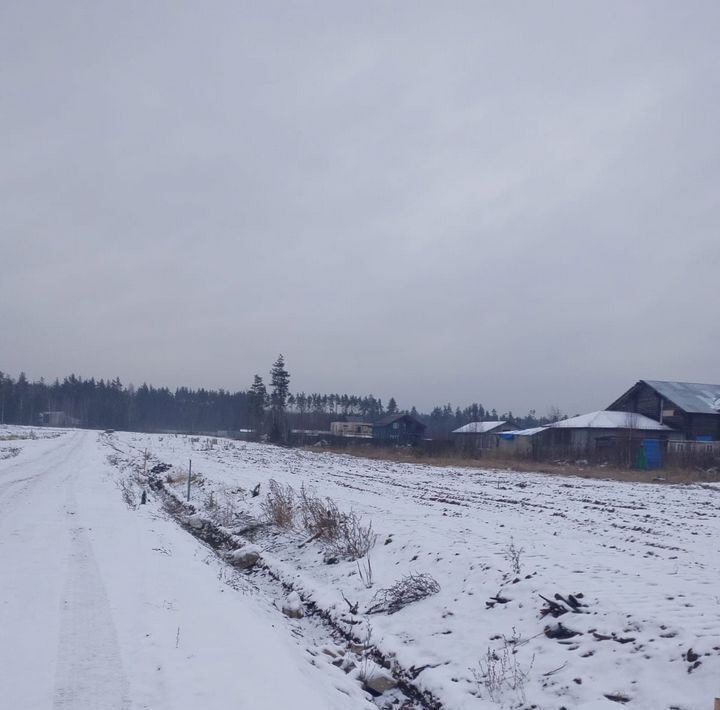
[261,479,296,527]
[357,555,374,588]
[201,438,217,451]
[117,478,137,509]
[333,512,376,560]
[204,490,240,527]
[504,537,524,575]
[261,481,375,558]
[298,485,376,560]
[299,485,344,542]
[356,623,375,684]
[473,629,534,704]
[368,573,440,614]
[0,446,21,460]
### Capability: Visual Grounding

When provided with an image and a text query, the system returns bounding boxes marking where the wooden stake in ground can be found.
[187,459,192,501]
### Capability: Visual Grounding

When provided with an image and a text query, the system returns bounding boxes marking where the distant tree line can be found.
[0,361,562,439]
[0,370,251,433]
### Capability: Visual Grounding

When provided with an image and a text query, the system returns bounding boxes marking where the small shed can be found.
[372,413,426,446]
[496,426,547,455]
[452,421,514,451]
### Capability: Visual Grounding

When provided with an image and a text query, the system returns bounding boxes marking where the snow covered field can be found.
[1,427,719,709]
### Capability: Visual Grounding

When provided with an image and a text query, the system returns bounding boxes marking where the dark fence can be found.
[666,441,720,470]
[529,436,659,469]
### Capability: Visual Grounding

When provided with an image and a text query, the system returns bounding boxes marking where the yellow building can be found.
[330,421,373,438]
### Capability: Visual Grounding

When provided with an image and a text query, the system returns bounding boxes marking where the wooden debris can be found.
[604,693,631,704]
[544,623,581,640]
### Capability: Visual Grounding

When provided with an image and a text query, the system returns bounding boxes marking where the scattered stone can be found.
[187,514,205,530]
[363,671,398,696]
[282,591,304,619]
[228,545,261,569]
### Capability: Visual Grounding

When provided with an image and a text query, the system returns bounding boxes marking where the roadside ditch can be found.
[138,467,444,710]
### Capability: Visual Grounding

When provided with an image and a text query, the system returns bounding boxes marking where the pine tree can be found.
[269,355,290,443]
[386,397,398,415]
[248,375,268,438]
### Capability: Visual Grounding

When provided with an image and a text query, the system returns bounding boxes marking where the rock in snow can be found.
[186,514,205,530]
[282,591,304,619]
[363,671,397,696]
[228,545,261,569]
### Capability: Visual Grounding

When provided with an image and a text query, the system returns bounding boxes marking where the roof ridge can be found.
[644,378,720,387]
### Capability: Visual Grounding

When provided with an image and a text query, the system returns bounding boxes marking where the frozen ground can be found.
[1,427,718,709]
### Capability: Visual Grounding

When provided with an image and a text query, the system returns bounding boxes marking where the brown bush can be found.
[261,479,296,527]
[298,484,376,560]
[298,485,343,542]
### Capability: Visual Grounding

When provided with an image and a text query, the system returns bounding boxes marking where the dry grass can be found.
[297,484,377,559]
[298,485,344,542]
[262,479,296,527]
[261,481,376,559]
[0,432,36,441]
[312,445,720,485]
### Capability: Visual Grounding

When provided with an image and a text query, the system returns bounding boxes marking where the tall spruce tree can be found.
[269,354,290,443]
[248,375,268,438]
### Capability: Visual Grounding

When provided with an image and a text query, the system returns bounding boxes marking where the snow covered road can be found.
[0,429,373,710]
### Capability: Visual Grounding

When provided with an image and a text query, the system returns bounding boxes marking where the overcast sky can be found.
[1,2,719,416]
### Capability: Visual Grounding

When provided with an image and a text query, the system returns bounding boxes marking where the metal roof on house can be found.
[642,380,720,414]
[452,421,508,434]
[503,426,547,436]
[549,410,673,431]
[374,413,426,428]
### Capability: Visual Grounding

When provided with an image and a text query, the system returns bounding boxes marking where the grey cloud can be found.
[2,1,719,415]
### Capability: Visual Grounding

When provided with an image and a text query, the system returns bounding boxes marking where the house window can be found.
[393,422,399,429]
